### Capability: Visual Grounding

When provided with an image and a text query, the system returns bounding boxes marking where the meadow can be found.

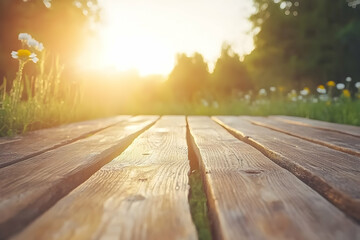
[1,0,360,137]
[1,48,359,137]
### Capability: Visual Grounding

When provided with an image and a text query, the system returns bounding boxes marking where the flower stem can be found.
[10,61,25,110]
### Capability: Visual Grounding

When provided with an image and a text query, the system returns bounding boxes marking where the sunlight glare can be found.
[99,25,175,76]
[76,0,255,77]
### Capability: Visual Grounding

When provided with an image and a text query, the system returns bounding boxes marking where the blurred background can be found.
[0,0,360,135]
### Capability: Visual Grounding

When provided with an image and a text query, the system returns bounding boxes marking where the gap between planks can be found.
[243,116,360,157]
[213,116,360,223]
[12,116,197,240]
[270,115,360,138]
[188,116,360,240]
[4,115,360,240]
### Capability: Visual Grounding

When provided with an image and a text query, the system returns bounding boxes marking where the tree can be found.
[212,44,252,96]
[167,53,210,101]
[245,0,360,89]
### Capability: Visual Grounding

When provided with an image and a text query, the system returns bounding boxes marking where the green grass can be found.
[189,170,212,240]
[1,54,359,137]
[1,93,359,136]
[117,98,360,126]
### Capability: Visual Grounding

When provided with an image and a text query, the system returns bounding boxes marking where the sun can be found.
[98,27,175,76]
[76,23,175,76]
[75,0,255,77]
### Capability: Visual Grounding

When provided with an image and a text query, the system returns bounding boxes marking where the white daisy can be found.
[336,83,345,90]
[259,88,267,96]
[11,49,39,63]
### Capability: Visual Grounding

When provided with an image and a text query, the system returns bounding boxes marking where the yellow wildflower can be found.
[326,81,335,87]
[342,89,351,98]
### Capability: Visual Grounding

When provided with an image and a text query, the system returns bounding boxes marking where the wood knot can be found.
[243,169,263,175]
[126,194,146,202]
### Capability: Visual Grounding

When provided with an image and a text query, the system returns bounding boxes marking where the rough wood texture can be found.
[271,115,360,138]
[0,116,158,239]
[0,115,130,168]
[214,116,360,222]
[13,116,197,240]
[188,116,360,240]
[244,116,360,157]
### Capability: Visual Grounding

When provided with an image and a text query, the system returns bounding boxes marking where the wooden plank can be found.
[0,115,131,168]
[214,116,360,222]
[188,116,360,240]
[244,116,360,157]
[13,116,197,240]
[270,115,360,138]
[0,116,158,239]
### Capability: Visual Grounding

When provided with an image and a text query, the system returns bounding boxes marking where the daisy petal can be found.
[31,56,39,63]
[11,51,18,59]
[37,43,44,51]
[27,38,39,48]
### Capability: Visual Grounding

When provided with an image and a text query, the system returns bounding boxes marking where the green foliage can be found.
[167,47,255,102]
[245,0,360,89]
[111,93,360,126]
[189,170,212,240]
[212,44,252,96]
[167,53,210,101]
[1,0,360,137]
[0,53,80,136]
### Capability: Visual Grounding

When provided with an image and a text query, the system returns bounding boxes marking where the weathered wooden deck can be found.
[0,115,359,239]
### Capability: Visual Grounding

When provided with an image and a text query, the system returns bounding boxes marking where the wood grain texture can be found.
[0,116,158,239]
[0,115,131,168]
[270,115,360,138]
[13,116,197,240]
[188,116,360,240]
[214,116,360,222]
[244,116,360,157]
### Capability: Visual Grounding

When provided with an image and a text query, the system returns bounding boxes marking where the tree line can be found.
[1,0,359,102]
[245,0,360,89]
[167,0,360,101]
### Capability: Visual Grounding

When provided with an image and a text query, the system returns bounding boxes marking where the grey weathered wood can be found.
[0,116,158,239]
[0,115,131,168]
[188,116,360,240]
[13,116,197,240]
[214,116,360,222]
[244,116,360,157]
[270,115,360,138]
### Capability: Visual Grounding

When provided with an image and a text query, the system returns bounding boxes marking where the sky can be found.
[77,0,255,76]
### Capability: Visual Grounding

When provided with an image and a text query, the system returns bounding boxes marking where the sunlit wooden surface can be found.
[1,115,359,240]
